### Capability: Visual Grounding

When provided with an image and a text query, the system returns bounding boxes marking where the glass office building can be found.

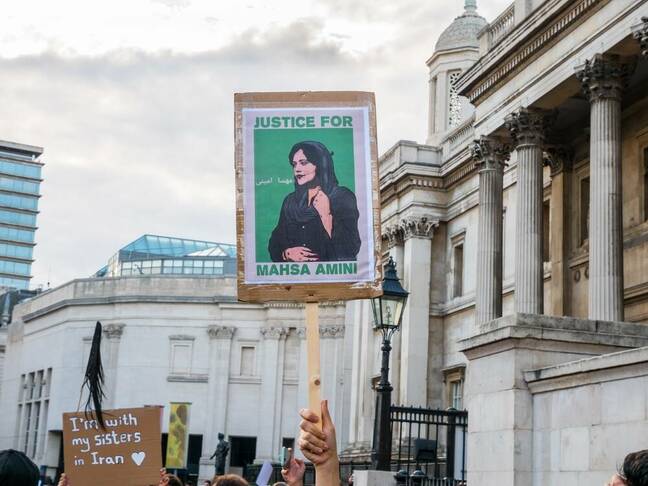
[96,234,237,278]
[0,140,43,290]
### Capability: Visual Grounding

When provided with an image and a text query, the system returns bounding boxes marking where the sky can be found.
[0,0,511,288]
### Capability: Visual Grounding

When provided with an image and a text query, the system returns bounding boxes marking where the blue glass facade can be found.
[0,141,43,290]
[97,234,237,278]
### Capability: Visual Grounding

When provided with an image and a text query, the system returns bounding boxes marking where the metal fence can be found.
[243,406,467,486]
[390,406,467,486]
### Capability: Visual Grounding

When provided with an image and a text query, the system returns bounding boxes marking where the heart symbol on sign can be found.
[131,452,146,466]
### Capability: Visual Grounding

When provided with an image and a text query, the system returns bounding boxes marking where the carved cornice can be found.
[207,325,235,340]
[260,326,289,340]
[399,216,438,240]
[461,0,603,104]
[633,17,648,58]
[381,225,404,249]
[471,136,510,170]
[319,324,345,338]
[103,323,125,339]
[575,54,636,102]
[505,108,557,147]
[543,145,574,176]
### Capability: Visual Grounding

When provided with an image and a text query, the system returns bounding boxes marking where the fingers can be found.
[301,431,328,451]
[298,436,325,455]
[321,399,333,428]
[299,408,321,425]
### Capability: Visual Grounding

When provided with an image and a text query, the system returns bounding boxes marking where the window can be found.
[283,331,299,381]
[543,200,551,263]
[169,336,195,375]
[240,346,256,377]
[450,231,466,299]
[448,71,462,128]
[230,436,257,468]
[450,380,463,410]
[580,176,590,244]
[282,437,295,449]
[644,148,648,221]
[16,368,51,458]
[452,244,464,298]
[443,366,465,411]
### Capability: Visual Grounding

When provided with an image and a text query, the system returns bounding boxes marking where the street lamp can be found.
[371,257,409,471]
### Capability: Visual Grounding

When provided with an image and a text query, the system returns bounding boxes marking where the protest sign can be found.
[235,91,382,303]
[165,402,190,469]
[62,407,162,486]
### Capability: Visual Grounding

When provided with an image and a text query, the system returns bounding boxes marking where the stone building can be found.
[346,1,648,485]
[0,235,351,482]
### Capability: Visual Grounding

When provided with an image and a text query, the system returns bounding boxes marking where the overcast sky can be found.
[0,0,510,288]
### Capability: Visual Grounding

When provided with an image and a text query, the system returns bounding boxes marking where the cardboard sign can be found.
[235,91,382,302]
[63,407,162,486]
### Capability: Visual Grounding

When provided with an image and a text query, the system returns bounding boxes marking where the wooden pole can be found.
[305,302,322,428]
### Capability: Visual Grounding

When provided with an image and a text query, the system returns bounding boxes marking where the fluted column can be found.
[102,323,125,409]
[471,137,510,326]
[576,54,635,321]
[257,326,288,462]
[203,325,235,470]
[506,108,556,314]
[399,216,436,406]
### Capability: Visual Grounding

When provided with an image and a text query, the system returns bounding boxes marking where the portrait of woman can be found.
[268,140,361,262]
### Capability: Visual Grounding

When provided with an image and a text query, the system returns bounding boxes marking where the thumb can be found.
[321,399,332,427]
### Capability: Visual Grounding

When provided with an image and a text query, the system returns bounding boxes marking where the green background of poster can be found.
[254,128,356,262]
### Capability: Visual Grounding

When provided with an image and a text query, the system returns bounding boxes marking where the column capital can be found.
[543,145,574,177]
[471,136,510,170]
[260,326,289,340]
[319,324,345,338]
[207,325,235,340]
[505,107,557,147]
[399,216,438,240]
[103,323,125,339]
[296,327,307,339]
[575,54,636,102]
[381,224,404,249]
[632,17,648,58]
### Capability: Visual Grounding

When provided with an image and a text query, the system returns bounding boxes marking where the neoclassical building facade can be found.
[0,274,350,482]
[345,1,648,484]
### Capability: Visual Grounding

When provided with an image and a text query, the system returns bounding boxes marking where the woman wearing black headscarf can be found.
[268,141,361,262]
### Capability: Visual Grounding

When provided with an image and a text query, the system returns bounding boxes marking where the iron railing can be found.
[391,406,467,486]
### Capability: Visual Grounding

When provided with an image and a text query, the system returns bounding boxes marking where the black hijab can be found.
[284,141,340,224]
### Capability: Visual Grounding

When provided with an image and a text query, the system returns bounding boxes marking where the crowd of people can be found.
[0,400,646,486]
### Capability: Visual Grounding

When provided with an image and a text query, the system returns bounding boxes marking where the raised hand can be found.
[281,448,306,486]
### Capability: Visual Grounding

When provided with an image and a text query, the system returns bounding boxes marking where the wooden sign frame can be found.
[235,91,382,303]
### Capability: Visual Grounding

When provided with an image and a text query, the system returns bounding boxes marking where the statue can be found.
[210,433,230,476]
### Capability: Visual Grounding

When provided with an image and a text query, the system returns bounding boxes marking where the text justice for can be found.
[254,115,354,128]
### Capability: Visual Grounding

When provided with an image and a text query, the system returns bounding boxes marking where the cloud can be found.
[0,1,511,287]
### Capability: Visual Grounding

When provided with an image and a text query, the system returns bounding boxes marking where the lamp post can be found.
[371,257,409,471]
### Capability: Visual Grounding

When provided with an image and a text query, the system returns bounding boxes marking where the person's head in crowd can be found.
[0,449,40,486]
[164,473,184,486]
[203,480,212,486]
[620,450,648,486]
[212,473,248,486]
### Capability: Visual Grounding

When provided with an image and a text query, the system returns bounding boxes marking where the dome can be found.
[434,0,487,52]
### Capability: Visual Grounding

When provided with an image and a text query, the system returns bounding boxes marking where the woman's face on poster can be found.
[291,149,317,185]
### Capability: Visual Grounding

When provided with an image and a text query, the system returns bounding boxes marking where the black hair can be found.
[288,141,338,194]
[621,450,648,486]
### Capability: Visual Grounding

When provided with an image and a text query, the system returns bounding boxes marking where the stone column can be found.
[202,325,235,473]
[545,147,574,316]
[256,326,288,462]
[632,17,648,58]
[506,108,555,314]
[382,225,404,404]
[320,324,345,450]
[399,216,436,406]
[576,54,635,321]
[102,323,125,409]
[471,137,510,326]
